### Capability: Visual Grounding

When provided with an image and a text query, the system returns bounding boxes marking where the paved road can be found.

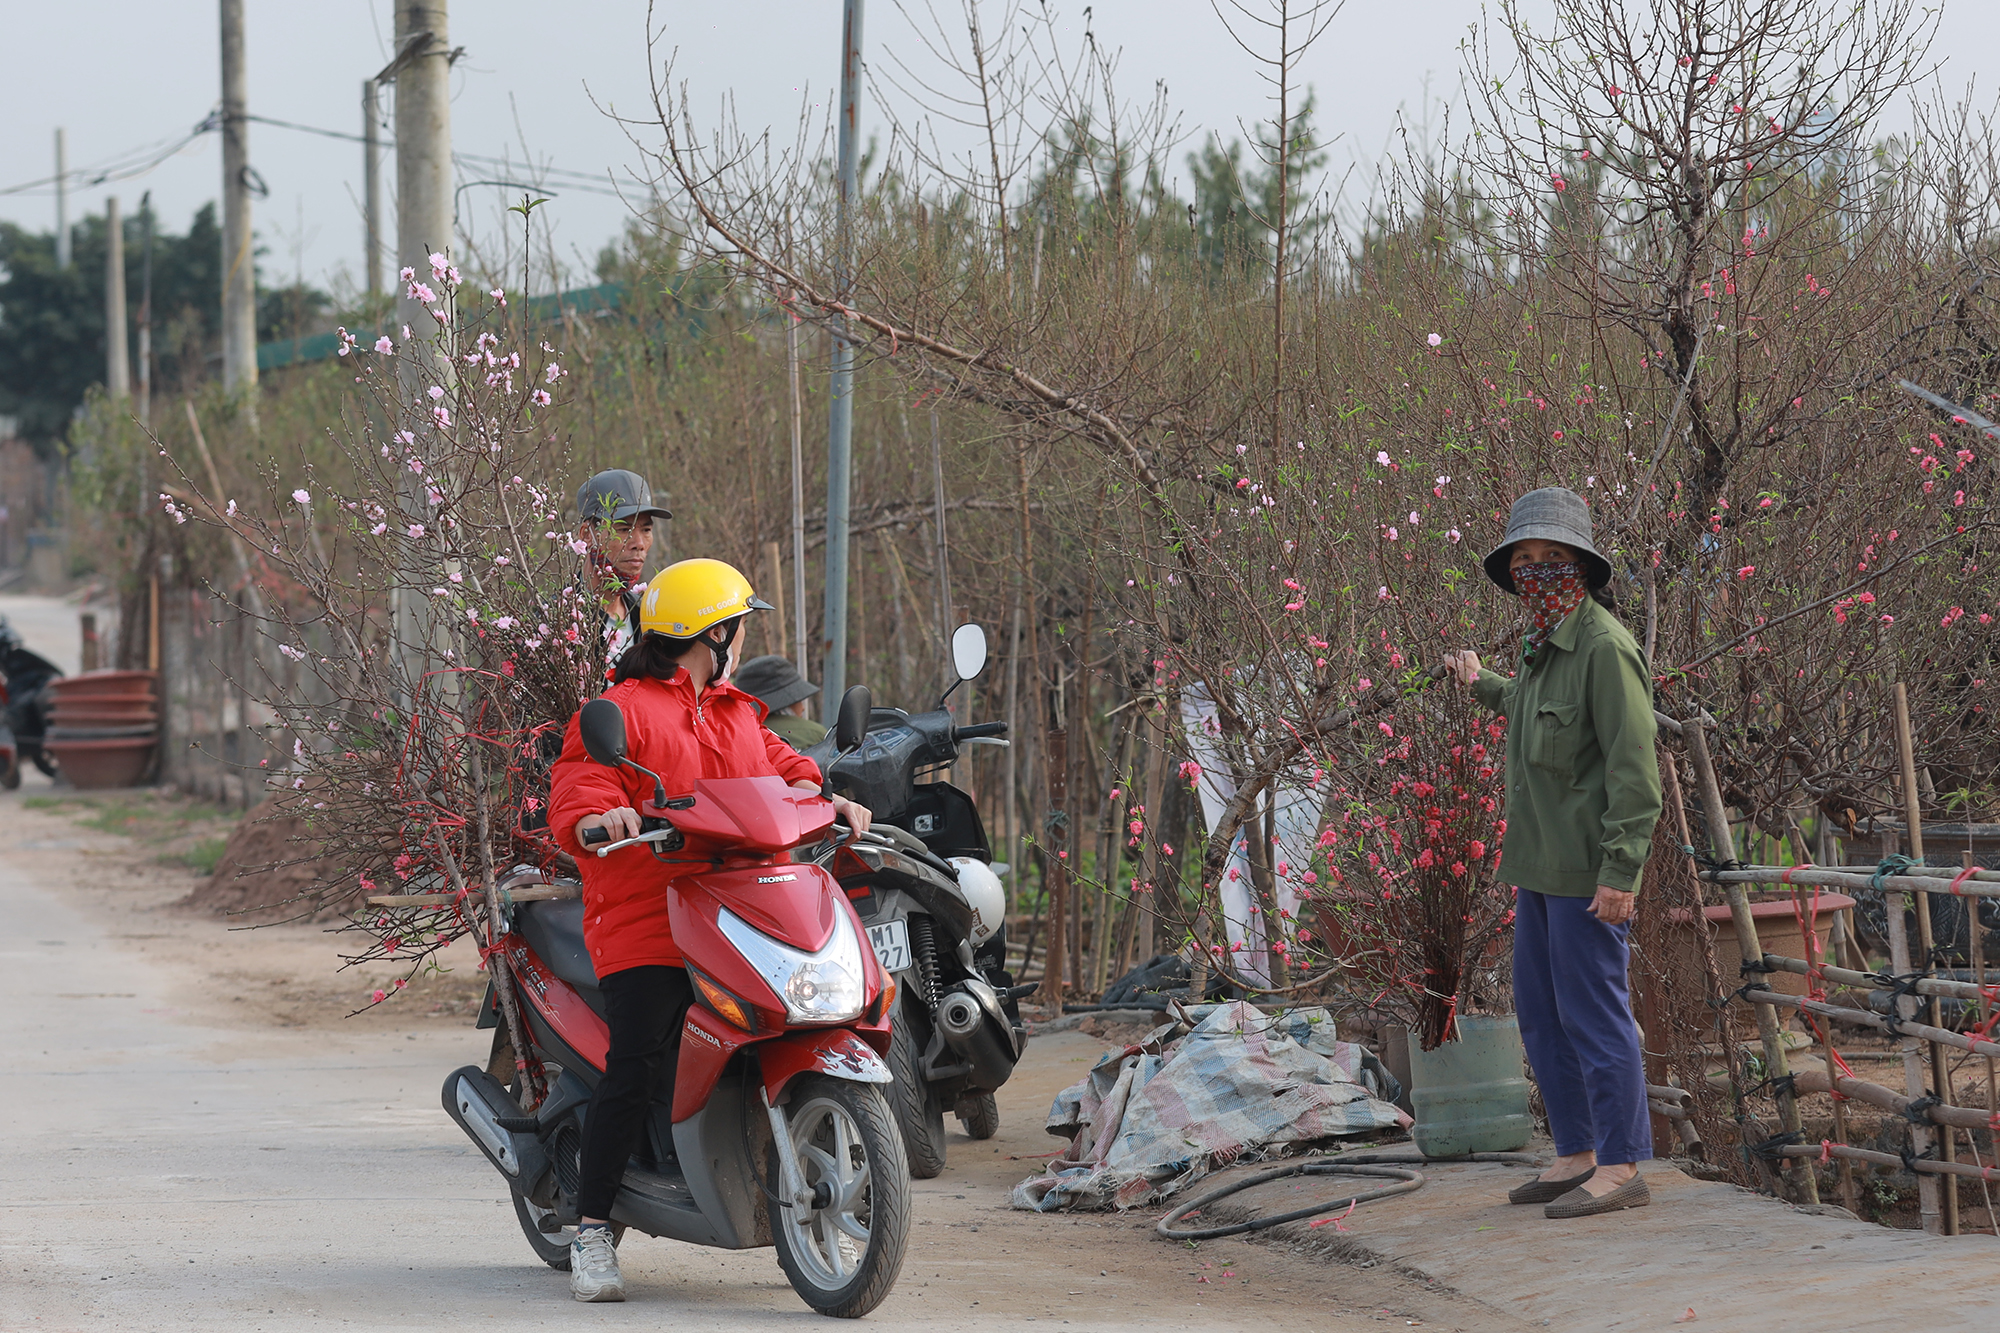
[1,799,1455,1333]
[0,591,84,675]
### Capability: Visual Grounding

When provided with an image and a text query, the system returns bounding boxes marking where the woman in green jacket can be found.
[1444,487,1663,1219]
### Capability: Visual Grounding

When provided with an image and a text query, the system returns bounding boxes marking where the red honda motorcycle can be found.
[443,688,910,1318]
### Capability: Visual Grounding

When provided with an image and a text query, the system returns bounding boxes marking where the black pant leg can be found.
[575,965,693,1219]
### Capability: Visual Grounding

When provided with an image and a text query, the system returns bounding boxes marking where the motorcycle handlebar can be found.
[579,814,674,849]
[952,721,1010,741]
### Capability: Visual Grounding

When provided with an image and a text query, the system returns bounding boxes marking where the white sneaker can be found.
[569,1227,625,1302]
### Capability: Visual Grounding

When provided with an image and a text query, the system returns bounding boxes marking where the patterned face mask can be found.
[1514,560,1588,665]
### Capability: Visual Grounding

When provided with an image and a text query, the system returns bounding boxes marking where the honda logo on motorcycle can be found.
[757,873,798,883]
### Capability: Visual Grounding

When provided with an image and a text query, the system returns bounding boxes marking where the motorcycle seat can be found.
[516,898,605,1016]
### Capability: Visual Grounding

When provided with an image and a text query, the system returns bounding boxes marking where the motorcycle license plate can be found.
[868,920,911,972]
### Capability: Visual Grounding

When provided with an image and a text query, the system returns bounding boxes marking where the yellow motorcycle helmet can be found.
[637,558,773,640]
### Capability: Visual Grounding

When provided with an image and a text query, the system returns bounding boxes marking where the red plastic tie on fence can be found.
[1780,863,1814,885]
[1948,866,1980,896]
[1820,1139,1835,1164]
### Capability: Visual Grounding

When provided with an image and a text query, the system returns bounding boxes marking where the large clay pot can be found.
[49,691,160,725]
[1407,1014,1534,1157]
[47,670,158,699]
[47,735,156,788]
[1669,895,1854,1034]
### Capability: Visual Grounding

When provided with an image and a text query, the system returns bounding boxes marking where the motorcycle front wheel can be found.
[771,1075,910,1318]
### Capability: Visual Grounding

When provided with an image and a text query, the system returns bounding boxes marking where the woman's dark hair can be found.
[1589,583,1617,612]
[611,631,701,686]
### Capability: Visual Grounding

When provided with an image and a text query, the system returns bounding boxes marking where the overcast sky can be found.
[5,1,1999,301]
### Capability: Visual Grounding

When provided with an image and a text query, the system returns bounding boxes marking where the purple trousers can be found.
[1512,886,1654,1164]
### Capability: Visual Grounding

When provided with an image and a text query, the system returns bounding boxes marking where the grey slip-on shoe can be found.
[1544,1173,1651,1218]
[1506,1167,1595,1205]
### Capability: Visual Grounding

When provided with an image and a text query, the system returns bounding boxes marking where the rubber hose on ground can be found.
[1154,1150,1543,1241]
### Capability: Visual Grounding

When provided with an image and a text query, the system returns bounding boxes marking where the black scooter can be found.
[0,617,61,787]
[803,624,1031,1178]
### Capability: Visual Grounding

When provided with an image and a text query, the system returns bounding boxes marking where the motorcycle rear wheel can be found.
[886,993,948,1178]
[507,1071,621,1270]
[771,1075,910,1318]
[954,1092,1000,1140]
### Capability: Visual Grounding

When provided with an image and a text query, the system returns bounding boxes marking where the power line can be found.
[0,119,213,197]
[0,109,643,202]
[245,113,635,197]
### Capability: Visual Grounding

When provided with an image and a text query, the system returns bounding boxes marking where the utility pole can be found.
[363,79,384,301]
[218,0,259,397]
[821,0,864,710]
[787,268,810,691]
[54,129,70,270]
[105,197,130,401]
[138,193,154,427]
[389,2,452,346]
[384,1,455,709]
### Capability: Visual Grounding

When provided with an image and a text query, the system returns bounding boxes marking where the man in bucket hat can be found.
[1444,486,1662,1220]
[573,469,673,675]
[733,654,827,749]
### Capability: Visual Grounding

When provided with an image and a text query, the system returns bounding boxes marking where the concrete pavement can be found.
[1,794,1475,1332]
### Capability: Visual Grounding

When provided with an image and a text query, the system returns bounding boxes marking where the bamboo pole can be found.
[1683,716,1818,1203]
[1661,755,1761,1184]
[432,832,542,1105]
[1971,847,2000,1235]
[1880,828,1946,1233]
[1743,989,2000,1059]
[1044,722,1068,1006]
[1895,683,1958,1233]
[1756,952,1992,1002]
[1791,1070,1999,1133]
[1776,1142,2000,1185]
[1708,865,2000,897]
[1778,814,1858,1213]
[368,882,578,909]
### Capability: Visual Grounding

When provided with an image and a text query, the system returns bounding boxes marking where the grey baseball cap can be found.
[734,655,819,712]
[1482,486,1612,592]
[575,469,672,524]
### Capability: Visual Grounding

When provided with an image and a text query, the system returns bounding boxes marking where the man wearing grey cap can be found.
[573,469,672,675]
[733,655,827,749]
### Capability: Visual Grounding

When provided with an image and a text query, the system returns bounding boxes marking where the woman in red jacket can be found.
[546,557,871,1302]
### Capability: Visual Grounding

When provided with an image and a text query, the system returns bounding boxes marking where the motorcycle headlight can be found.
[716,905,867,1025]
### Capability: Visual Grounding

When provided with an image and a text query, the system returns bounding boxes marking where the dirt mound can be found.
[179,794,361,923]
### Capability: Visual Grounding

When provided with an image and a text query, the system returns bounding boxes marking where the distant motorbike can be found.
[0,616,62,787]
[445,689,910,1318]
[803,624,1031,1178]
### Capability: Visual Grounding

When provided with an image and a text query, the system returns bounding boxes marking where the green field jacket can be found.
[1471,597,1662,897]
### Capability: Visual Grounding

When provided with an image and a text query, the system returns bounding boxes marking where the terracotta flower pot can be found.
[48,670,159,699]
[50,697,160,726]
[1667,894,1855,1035]
[48,735,157,789]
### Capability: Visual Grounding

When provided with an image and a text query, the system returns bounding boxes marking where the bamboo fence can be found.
[1669,683,2000,1236]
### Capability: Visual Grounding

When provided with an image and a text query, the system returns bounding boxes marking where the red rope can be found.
[1948,866,1981,896]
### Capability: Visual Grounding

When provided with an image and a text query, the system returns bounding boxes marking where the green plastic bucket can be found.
[1407,1014,1534,1156]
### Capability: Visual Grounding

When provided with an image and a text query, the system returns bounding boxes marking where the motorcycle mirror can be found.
[578,698,629,768]
[949,623,988,682]
[834,685,873,753]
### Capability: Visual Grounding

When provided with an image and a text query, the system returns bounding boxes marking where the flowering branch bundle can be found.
[155,253,616,1006]
[1314,682,1513,1050]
